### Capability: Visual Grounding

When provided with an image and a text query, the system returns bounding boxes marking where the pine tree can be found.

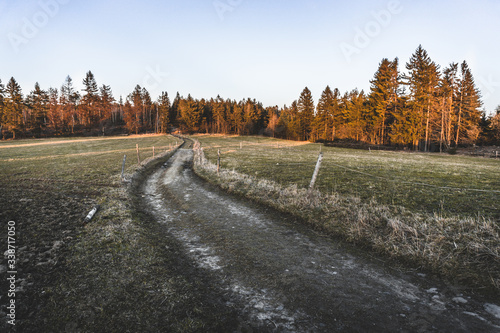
[157,92,170,133]
[142,88,153,130]
[81,71,99,127]
[405,45,440,151]
[125,85,144,134]
[60,76,80,133]
[454,61,482,145]
[99,84,115,127]
[297,87,315,141]
[4,77,24,139]
[368,58,400,145]
[26,82,49,135]
[313,86,335,141]
[350,89,369,142]
[47,88,60,133]
[438,63,458,150]
[180,94,202,133]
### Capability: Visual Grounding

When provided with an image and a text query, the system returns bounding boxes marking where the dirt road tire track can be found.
[137,145,500,332]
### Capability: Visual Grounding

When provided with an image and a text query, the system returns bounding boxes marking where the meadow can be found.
[192,134,500,293]
[0,135,229,332]
[194,135,500,220]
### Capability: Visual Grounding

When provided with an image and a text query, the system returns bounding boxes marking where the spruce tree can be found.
[438,63,458,150]
[314,86,335,141]
[26,82,49,135]
[405,45,440,150]
[60,77,80,133]
[157,92,170,133]
[180,94,202,133]
[369,58,399,145]
[81,71,99,127]
[4,77,23,139]
[454,61,482,145]
[99,85,115,125]
[297,87,315,141]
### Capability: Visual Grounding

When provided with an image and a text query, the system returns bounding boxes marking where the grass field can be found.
[0,135,235,332]
[192,134,500,293]
[194,135,500,220]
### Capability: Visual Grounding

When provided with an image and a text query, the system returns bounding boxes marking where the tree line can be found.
[1,45,499,149]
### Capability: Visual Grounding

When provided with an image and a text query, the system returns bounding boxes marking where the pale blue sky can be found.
[1,0,499,114]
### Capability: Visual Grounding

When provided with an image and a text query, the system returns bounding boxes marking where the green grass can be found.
[191,134,500,294]
[0,134,225,332]
[0,135,181,188]
[194,134,500,220]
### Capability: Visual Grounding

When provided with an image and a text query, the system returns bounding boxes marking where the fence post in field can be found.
[136,144,141,164]
[309,152,323,189]
[121,155,127,181]
[153,146,155,158]
[217,149,221,175]
[240,142,242,150]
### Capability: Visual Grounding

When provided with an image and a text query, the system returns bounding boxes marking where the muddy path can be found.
[138,147,500,332]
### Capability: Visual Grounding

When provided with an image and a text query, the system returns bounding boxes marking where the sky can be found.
[1,0,499,115]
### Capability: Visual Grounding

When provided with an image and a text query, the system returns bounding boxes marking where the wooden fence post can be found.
[153,146,155,158]
[136,144,140,164]
[121,155,127,181]
[217,149,221,175]
[309,152,323,189]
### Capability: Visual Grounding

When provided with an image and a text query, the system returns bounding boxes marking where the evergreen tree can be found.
[60,76,80,133]
[368,58,399,144]
[438,63,458,150]
[81,71,99,126]
[180,94,202,133]
[125,85,144,134]
[170,92,181,127]
[142,88,153,130]
[347,89,368,142]
[454,61,482,145]
[157,92,170,133]
[313,86,335,141]
[297,87,315,141]
[99,84,115,126]
[4,77,24,139]
[26,82,49,135]
[405,45,440,150]
[489,106,500,144]
[47,88,61,133]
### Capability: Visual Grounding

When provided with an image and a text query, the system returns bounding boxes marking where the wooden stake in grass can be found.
[309,152,323,189]
[121,155,127,181]
[136,144,140,164]
[153,146,155,158]
[217,149,221,175]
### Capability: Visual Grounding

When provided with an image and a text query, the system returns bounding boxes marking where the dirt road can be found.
[140,148,500,332]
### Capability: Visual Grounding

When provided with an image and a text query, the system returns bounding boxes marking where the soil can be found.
[137,146,500,332]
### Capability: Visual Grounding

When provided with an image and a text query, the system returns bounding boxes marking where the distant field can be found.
[194,135,500,220]
[0,134,180,190]
[0,134,186,332]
